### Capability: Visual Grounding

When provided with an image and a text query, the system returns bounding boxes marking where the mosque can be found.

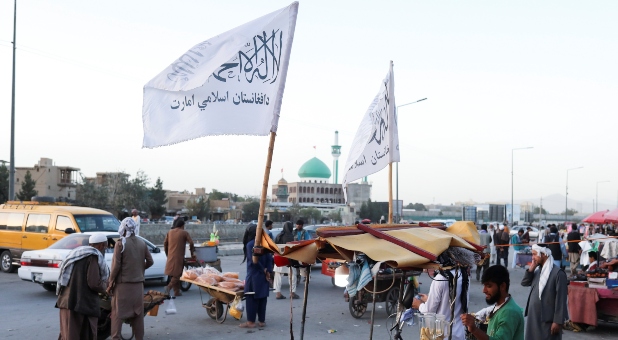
[268,131,372,223]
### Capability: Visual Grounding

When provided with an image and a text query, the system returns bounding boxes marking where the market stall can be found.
[568,285,618,326]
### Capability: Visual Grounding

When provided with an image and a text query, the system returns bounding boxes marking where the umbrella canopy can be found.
[582,210,609,224]
[604,208,618,223]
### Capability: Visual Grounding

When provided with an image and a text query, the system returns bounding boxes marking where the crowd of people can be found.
[52,215,617,339]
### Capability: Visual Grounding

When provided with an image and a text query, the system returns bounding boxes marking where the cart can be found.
[180,277,244,323]
[347,270,419,319]
[173,257,222,292]
[98,291,171,340]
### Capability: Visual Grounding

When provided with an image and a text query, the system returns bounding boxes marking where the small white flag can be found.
[142,2,299,148]
[342,61,399,200]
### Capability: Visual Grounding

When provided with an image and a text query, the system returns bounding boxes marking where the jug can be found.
[434,314,447,340]
[416,312,436,340]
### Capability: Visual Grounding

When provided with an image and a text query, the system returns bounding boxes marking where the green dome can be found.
[298,157,331,179]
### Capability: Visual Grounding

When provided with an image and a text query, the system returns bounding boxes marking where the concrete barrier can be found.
[140,223,251,245]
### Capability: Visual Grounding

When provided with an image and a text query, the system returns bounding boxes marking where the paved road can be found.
[1,253,617,339]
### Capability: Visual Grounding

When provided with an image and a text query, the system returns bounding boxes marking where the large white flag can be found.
[342,61,399,199]
[142,2,299,148]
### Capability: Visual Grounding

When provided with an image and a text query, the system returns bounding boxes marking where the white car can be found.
[18,232,167,292]
[509,226,539,241]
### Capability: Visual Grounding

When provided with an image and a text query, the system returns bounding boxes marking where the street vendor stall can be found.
[568,285,618,326]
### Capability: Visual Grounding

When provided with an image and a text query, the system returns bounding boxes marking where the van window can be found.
[0,212,25,231]
[74,214,120,232]
[26,214,51,233]
[56,216,73,232]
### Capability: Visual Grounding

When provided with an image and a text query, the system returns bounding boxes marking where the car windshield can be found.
[74,214,120,232]
[49,234,92,249]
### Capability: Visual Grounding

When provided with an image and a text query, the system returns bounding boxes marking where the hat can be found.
[176,211,181,215]
[89,233,108,244]
[499,225,505,230]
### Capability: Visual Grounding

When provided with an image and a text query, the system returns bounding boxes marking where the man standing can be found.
[566,227,582,277]
[461,265,524,340]
[521,245,568,340]
[56,234,109,340]
[476,224,492,280]
[131,209,141,236]
[494,224,510,267]
[164,218,195,296]
[511,229,525,268]
[264,220,274,239]
[107,218,154,340]
[293,220,311,281]
[538,226,547,243]
[488,224,497,265]
[545,226,565,269]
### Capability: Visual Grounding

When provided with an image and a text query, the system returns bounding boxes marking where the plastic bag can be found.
[165,297,177,315]
[229,296,243,320]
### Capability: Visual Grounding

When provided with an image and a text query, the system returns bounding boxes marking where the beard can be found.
[485,290,500,305]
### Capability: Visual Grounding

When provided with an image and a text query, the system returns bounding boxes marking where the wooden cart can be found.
[180,277,244,323]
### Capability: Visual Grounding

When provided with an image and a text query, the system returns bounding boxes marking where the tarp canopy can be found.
[603,208,618,223]
[582,210,609,224]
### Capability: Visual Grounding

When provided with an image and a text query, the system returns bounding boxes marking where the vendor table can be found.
[568,285,618,326]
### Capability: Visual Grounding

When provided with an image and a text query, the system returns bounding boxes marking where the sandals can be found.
[258,322,266,327]
[239,322,256,328]
[276,294,286,299]
[291,293,300,299]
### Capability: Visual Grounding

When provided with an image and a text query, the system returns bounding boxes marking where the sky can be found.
[1,0,617,214]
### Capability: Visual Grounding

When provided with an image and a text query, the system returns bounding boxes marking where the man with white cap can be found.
[521,244,568,340]
[494,223,510,267]
[106,218,153,340]
[56,233,109,340]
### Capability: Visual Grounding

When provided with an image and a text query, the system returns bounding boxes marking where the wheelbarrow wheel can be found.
[205,298,224,321]
[331,277,336,287]
[385,286,400,316]
[349,297,367,319]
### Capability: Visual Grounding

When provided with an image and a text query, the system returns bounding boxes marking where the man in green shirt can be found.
[461,265,524,340]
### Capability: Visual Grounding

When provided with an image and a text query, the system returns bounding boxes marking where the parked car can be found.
[225,219,236,224]
[17,232,167,292]
[509,226,539,241]
[1,201,120,273]
[249,220,259,225]
[141,218,150,224]
[270,228,283,241]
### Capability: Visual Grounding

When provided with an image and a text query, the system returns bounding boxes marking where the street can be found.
[1,252,617,339]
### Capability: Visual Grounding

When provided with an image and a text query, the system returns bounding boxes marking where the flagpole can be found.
[253,131,276,263]
[388,163,393,224]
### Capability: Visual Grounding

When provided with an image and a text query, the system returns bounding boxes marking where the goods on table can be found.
[181,266,244,291]
[222,272,239,279]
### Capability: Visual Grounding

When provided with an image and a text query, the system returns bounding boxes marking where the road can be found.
[1,253,617,339]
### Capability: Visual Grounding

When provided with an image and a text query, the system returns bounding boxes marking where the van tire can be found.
[1,251,16,273]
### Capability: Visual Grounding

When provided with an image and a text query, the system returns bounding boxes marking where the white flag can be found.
[142,2,299,148]
[342,61,399,199]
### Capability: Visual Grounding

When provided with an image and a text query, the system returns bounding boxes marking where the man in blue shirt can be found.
[511,229,525,268]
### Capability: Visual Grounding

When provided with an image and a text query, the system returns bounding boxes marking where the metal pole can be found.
[299,267,310,340]
[9,0,17,201]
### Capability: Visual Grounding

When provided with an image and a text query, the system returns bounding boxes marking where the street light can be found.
[565,167,584,222]
[596,180,610,212]
[395,98,427,223]
[511,147,533,225]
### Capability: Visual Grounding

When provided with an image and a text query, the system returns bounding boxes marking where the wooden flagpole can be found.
[388,163,393,224]
[253,131,276,264]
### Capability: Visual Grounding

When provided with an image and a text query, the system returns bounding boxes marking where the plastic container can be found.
[195,246,217,263]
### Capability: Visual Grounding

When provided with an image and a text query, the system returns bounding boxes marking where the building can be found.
[14,157,79,201]
[165,188,208,214]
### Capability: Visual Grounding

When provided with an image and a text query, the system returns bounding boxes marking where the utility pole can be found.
[9,0,17,200]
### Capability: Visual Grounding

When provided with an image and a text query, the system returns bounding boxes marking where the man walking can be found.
[56,234,109,340]
[476,224,492,280]
[566,227,581,277]
[131,208,141,236]
[461,265,524,340]
[495,224,510,267]
[164,218,195,296]
[488,224,497,265]
[107,218,154,340]
[521,244,568,340]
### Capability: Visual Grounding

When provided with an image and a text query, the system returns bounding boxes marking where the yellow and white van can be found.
[0,201,120,273]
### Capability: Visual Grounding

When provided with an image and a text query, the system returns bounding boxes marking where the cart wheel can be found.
[205,298,224,321]
[180,280,192,291]
[331,277,336,287]
[385,286,400,316]
[349,297,367,319]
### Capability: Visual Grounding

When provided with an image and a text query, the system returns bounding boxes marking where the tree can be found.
[271,209,281,222]
[299,207,322,224]
[561,208,578,216]
[404,203,427,211]
[120,170,152,213]
[242,201,261,221]
[209,189,226,200]
[16,170,38,201]
[533,207,548,215]
[148,177,167,219]
[0,163,8,203]
[287,204,302,222]
[76,176,109,209]
[327,210,342,223]
[187,197,209,221]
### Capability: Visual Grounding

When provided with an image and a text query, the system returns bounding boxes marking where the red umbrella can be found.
[604,208,618,223]
[582,210,609,224]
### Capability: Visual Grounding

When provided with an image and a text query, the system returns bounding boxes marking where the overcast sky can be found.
[1,1,617,213]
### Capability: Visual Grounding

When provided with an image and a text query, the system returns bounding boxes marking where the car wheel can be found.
[42,283,56,292]
[1,250,16,273]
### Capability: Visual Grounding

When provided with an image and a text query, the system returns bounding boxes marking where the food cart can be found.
[180,277,244,323]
